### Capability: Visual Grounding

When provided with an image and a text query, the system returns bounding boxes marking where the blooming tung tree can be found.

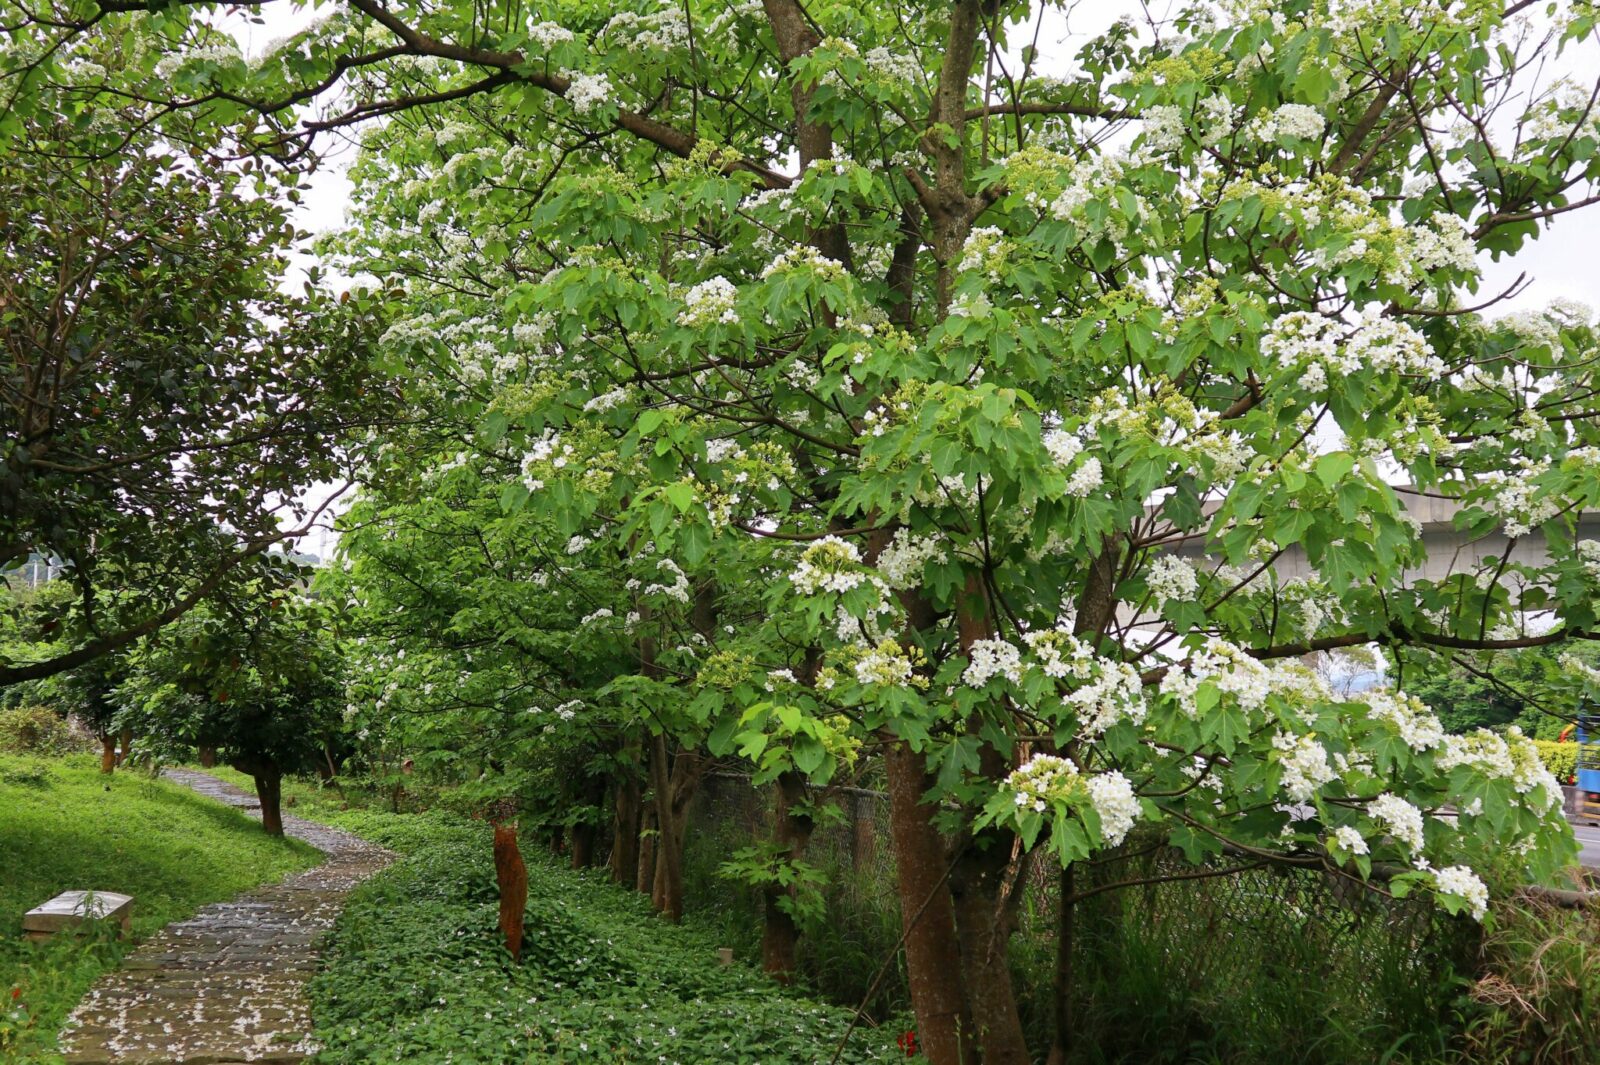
[13,0,1600,1060]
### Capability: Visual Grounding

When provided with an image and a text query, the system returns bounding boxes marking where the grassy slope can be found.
[0,755,321,1062]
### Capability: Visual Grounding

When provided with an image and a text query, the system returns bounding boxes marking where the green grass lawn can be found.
[0,754,321,1062]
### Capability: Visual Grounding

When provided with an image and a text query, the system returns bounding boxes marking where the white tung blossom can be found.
[1042,428,1084,466]
[1248,102,1327,141]
[1085,771,1141,845]
[644,559,692,603]
[964,639,1024,688]
[1005,753,1078,813]
[1272,731,1338,801]
[790,536,865,595]
[1433,864,1490,921]
[1145,556,1200,606]
[528,21,574,48]
[1063,457,1104,497]
[1369,793,1426,851]
[853,640,917,687]
[563,71,612,115]
[678,276,740,327]
[876,528,947,590]
[1331,825,1369,857]
[1362,690,1445,752]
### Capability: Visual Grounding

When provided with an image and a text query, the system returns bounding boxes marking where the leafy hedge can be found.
[310,817,910,1064]
[1534,741,1579,786]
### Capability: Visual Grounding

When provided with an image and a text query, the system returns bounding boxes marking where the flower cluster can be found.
[1146,555,1200,606]
[1247,102,1326,141]
[964,639,1024,688]
[644,559,692,604]
[564,72,612,115]
[528,22,574,48]
[1262,309,1444,392]
[678,276,740,327]
[853,639,922,688]
[1578,539,1600,581]
[1042,428,1084,466]
[1022,628,1096,679]
[1369,792,1426,850]
[1159,638,1277,717]
[1272,731,1338,801]
[1478,459,1560,537]
[1433,864,1490,921]
[520,429,574,489]
[1064,457,1104,497]
[790,537,866,595]
[1066,659,1148,737]
[876,528,947,590]
[1085,771,1141,845]
[1437,727,1560,809]
[760,245,848,282]
[1005,753,1078,813]
[1330,824,1369,857]
[1361,690,1445,752]
[603,8,689,51]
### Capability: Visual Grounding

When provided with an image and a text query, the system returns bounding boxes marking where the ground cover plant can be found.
[0,753,319,1061]
[308,811,910,1064]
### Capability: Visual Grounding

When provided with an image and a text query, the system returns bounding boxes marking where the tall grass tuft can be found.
[1458,893,1600,1065]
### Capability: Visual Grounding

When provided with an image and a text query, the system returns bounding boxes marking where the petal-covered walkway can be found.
[59,770,393,1064]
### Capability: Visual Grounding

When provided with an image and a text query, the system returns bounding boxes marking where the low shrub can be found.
[0,705,91,757]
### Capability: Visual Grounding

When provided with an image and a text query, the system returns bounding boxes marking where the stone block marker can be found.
[58,769,394,1064]
[24,891,134,942]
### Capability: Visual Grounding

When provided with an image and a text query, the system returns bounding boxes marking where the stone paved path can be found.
[59,770,394,1064]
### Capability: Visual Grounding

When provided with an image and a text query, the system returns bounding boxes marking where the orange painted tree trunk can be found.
[492,819,528,962]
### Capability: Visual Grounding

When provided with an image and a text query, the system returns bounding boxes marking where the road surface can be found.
[1573,821,1600,870]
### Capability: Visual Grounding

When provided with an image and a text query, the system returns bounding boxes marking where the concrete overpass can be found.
[1161,487,1600,582]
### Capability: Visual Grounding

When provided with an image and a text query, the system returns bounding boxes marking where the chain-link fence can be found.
[683,773,1479,1060]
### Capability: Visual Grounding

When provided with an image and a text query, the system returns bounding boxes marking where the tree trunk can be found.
[254,771,284,836]
[99,735,116,774]
[760,770,816,981]
[950,835,1031,1065]
[117,725,132,765]
[647,733,703,922]
[492,820,528,962]
[636,802,658,895]
[198,746,217,768]
[1046,863,1076,1065]
[884,741,975,1065]
[570,821,596,869]
[609,763,643,886]
[650,799,686,920]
